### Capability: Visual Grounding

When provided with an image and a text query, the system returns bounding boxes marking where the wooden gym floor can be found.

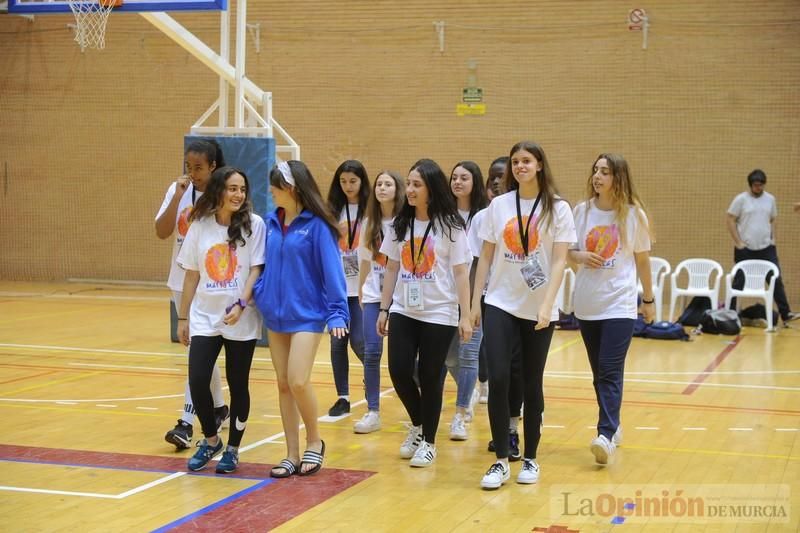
[1,281,798,532]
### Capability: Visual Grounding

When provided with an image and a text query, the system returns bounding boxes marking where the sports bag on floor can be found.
[700,309,741,335]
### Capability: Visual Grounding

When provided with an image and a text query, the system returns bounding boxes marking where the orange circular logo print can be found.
[585,224,620,260]
[401,237,436,275]
[338,220,360,252]
[205,243,238,282]
[177,206,193,237]
[375,252,388,268]
[502,216,539,255]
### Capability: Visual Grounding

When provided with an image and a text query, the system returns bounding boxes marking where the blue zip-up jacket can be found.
[253,209,349,333]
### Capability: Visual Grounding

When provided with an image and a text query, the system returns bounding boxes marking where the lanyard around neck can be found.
[409,219,434,275]
[344,204,360,250]
[516,190,542,257]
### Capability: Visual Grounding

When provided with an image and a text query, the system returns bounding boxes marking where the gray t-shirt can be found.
[727,191,777,251]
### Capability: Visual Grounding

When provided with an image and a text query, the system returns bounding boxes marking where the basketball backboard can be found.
[8,0,226,13]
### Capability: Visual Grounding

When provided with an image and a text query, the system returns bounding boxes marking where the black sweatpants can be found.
[484,304,554,460]
[188,335,256,447]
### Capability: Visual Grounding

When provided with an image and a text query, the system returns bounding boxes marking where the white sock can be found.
[181,380,194,425]
[211,364,225,408]
[340,395,350,402]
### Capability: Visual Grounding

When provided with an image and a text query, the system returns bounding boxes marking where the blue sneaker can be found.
[216,447,239,474]
[188,438,223,471]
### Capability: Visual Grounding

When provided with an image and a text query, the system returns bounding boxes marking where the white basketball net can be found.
[68,0,115,51]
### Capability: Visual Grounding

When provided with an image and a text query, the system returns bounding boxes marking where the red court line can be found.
[0,444,373,531]
[0,370,58,386]
[682,335,742,395]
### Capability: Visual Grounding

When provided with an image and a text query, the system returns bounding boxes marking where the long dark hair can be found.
[270,160,341,238]
[393,159,464,243]
[185,139,226,168]
[327,160,370,220]
[364,170,405,259]
[190,166,252,248]
[450,160,488,223]
[503,141,561,232]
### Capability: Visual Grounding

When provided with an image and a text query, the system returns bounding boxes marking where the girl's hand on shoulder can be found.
[330,326,348,339]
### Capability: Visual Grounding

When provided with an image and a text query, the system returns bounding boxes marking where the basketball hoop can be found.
[68,0,122,51]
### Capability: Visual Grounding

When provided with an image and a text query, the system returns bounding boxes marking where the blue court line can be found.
[0,457,269,481]
[151,479,274,533]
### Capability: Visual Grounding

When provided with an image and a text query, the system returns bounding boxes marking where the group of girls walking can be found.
[158,138,655,489]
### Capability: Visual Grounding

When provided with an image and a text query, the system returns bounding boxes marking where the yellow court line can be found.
[2,372,103,396]
[548,338,581,355]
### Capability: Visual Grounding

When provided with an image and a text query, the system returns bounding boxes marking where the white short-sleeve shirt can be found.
[571,201,651,320]
[479,191,576,321]
[155,182,203,292]
[177,214,266,340]
[727,191,777,251]
[358,217,393,304]
[380,218,470,326]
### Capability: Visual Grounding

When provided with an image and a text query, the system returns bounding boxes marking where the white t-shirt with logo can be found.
[156,182,203,292]
[358,217,393,304]
[571,201,651,320]
[479,191,576,321]
[727,191,777,251]
[337,203,362,297]
[177,214,266,340]
[380,218,470,326]
[468,208,490,294]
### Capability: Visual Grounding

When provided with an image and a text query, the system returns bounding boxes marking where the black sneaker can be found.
[509,430,521,462]
[487,439,495,452]
[165,420,193,450]
[328,397,350,416]
[214,405,230,432]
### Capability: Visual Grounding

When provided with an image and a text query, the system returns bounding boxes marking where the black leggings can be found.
[479,296,524,417]
[484,304,554,460]
[188,335,256,447]
[387,313,457,444]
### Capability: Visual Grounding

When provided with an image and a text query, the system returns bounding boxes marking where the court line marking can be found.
[682,427,707,431]
[728,427,753,431]
[634,426,660,430]
[543,373,800,392]
[683,335,742,394]
[0,290,168,302]
[0,471,186,500]
[69,363,181,372]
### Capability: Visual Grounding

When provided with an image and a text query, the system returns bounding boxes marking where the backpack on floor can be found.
[677,296,712,327]
[632,315,649,337]
[700,309,741,335]
[643,321,690,341]
[739,303,779,326]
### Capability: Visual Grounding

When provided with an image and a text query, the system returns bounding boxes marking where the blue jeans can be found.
[331,296,365,397]
[361,302,384,410]
[577,318,635,440]
[445,322,482,408]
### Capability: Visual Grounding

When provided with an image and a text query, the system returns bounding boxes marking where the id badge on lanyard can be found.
[342,254,359,278]
[520,250,547,292]
[404,280,424,309]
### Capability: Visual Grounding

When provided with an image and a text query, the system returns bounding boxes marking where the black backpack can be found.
[678,296,712,327]
[700,309,742,335]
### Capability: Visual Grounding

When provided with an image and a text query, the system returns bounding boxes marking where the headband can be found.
[277,161,296,187]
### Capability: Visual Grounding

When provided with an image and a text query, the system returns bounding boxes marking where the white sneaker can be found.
[409,441,436,467]
[590,434,616,465]
[517,458,540,484]
[479,381,489,404]
[612,426,623,447]
[480,461,510,489]
[449,413,468,441]
[353,411,381,434]
[399,424,423,459]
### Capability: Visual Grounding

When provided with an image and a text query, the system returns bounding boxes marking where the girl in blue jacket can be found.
[253,160,349,477]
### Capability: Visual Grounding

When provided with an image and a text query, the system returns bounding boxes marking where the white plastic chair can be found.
[724,259,780,331]
[638,256,671,322]
[556,266,576,314]
[668,258,724,322]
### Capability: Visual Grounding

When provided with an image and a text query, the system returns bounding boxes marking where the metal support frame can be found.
[139,7,299,161]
